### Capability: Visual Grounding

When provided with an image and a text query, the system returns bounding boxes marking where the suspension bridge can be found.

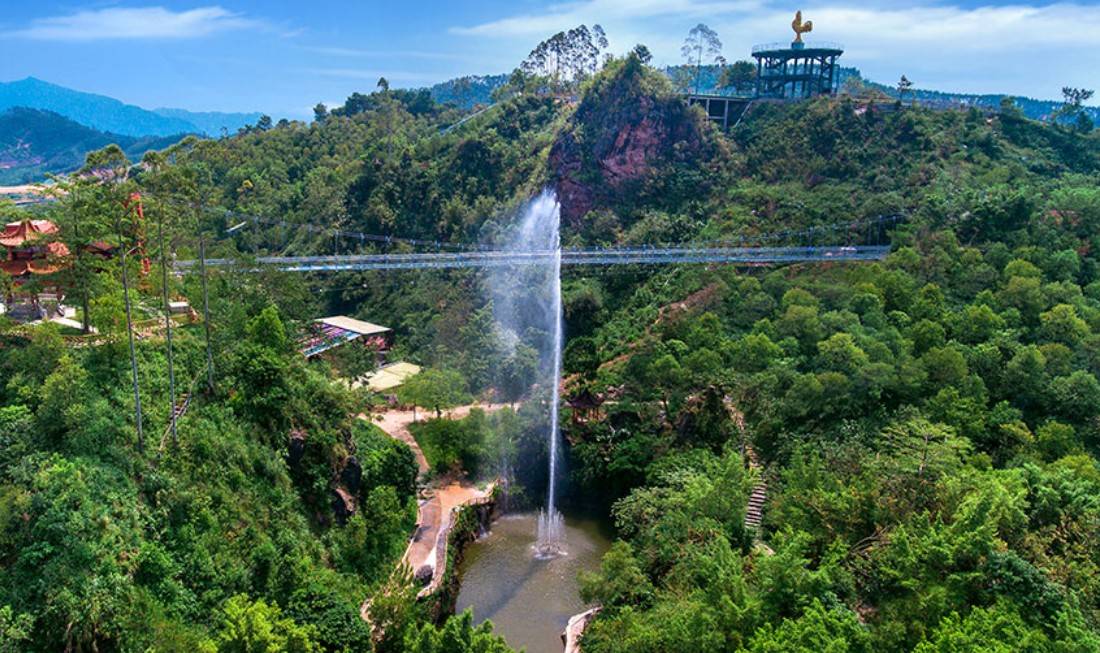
[172,211,903,273]
[176,245,889,272]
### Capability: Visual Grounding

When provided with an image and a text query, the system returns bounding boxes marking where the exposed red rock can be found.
[549,57,724,227]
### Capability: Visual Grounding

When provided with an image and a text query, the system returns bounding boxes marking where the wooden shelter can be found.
[566,388,605,424]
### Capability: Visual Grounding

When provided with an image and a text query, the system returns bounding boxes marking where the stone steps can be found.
[743,444,768,531]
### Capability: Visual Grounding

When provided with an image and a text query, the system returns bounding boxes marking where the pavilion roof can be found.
[299,316,392,358]
[0,219,60,248]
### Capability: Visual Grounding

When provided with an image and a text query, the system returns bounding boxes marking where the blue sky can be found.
[2,1,1098,118]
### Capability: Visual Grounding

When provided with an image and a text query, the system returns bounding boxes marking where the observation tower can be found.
[751,11,844,99]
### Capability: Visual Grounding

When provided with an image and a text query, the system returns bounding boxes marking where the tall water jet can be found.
[488,190,566,557]
[537,239,565,557]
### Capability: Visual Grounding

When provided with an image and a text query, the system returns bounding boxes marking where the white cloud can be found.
[305,46,480,62]
[11,6,258,41]
[777,4,1100,52]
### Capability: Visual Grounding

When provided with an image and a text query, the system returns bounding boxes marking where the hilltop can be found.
[425,65,1099,127]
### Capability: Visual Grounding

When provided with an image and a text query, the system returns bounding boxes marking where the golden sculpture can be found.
[792,10,813,43]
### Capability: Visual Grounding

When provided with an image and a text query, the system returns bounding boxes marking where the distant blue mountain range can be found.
[0,77,261,137]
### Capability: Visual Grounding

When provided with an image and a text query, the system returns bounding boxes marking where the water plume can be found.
[489,189,566,557]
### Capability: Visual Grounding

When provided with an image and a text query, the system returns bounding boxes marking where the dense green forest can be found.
[1,42,1100,652]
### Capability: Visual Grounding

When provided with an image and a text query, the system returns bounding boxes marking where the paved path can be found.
[49,316,97,333]
[359,402,506,618]
[406,482,494,597]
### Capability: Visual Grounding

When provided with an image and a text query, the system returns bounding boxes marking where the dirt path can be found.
[365,410,430,474]
[360,402,506,476]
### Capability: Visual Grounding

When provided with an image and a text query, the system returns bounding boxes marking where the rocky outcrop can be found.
[550,110,669,224]
[287,429,307,468]
[332,486,357,524]
[340,455,363,497]
[549,56,725,226]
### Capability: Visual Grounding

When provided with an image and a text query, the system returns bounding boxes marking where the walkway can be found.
[744,445,768,531]
[406,482,494,597]
[563,607,601,653]
[727,400,773,555]
[358,402,505,605]
[178,245,891,273]
[723,398,770,536]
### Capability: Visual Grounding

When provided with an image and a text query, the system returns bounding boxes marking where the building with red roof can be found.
[0,219,70,278]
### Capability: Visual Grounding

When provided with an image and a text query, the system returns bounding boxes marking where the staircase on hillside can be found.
[158,392,192,452]
[726,397,770,536]
[743,444,768,532]
[171,393,191,422]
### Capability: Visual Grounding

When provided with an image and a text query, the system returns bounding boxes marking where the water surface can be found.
[456,512,612,653]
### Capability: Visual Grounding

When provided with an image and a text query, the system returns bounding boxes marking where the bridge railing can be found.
[174,245,891,273]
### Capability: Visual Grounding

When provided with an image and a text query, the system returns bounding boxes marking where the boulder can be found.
[287,429,307,468]
[339,454,362,496]
[332,486,357,524]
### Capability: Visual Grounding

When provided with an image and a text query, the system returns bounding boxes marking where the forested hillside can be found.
[566,65,1100,652]
[0,107,183,184]
[1,46,1100,652]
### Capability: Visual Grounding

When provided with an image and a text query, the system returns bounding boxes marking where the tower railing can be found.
[752,41,844,53]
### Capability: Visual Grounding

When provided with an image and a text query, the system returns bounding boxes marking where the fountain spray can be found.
[490,190,567,557]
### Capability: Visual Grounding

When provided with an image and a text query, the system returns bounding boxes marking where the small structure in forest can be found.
[566,388,605,424]
[299,315,392,359]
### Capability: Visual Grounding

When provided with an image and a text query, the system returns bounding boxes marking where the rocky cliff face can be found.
[550,57,725,226]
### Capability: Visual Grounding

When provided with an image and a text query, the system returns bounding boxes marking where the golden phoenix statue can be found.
[792,10,814,43]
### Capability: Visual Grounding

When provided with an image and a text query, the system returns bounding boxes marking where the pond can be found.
[455,512,612,653]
